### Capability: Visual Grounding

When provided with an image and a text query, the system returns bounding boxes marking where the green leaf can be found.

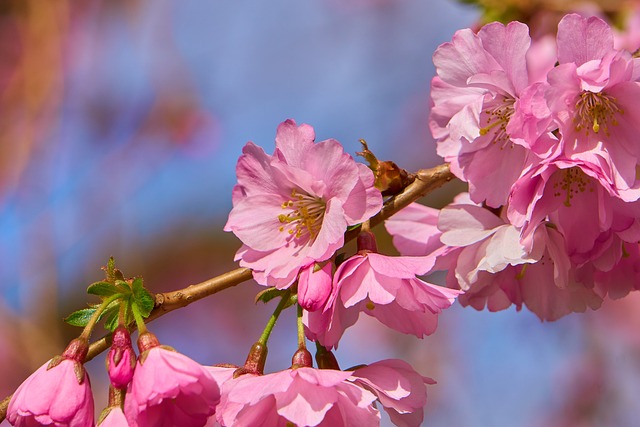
[106,257,116,281]
[131,277,155,318]
[255,287,287,304]
[64,307,97,327]
[87,281,120,297]
[102,305,120,332]
[114,280,131,294]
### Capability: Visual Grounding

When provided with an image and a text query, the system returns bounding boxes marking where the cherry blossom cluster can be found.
[7,326,434,427]
[8,11,640,427]
[409,13,640,320]
[225,119,460,346]
[7,118,459,427]
[222,118,460,425]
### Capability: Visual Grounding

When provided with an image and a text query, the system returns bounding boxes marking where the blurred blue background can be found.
[2,0,640,426]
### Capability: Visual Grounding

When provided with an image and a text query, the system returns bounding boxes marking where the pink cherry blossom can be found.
[577,237,640,300]
[124,333,220,427]
[7,339,94,427]
[98,408,129,427]
[545,14,640,198]
[508,159,640,256]
[430,21,536,207]
[215,367,380,426]
[384,202,443,257]
[305,243,460,349]
[436,200,536,313]
[516,224,602,321]
[225,119,382,288]
[436,198,602,320]
[439,203,539,288]
[349,359,435,427]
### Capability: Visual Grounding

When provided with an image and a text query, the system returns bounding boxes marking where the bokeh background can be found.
[2,0,640,426]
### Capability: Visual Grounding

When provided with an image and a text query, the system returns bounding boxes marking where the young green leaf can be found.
[103,305,121,332]
[106,257,116,281]
[114,280,132,294]
[131,277,155,318]
[64,307,98,327]
[87,281,120,297]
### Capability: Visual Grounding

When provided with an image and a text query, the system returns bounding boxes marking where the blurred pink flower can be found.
[107,326,136,389]
[430,21,535,207]
[305,247,460,349]
[7,339,94,427]
[124,333,220,427]
[214,367,380,426]
[349,359,435,427]
[225,119,382,288]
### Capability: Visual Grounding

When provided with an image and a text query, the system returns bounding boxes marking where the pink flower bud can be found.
[8,339,94,427]
[297,262,332,311]
[106,326,136,389]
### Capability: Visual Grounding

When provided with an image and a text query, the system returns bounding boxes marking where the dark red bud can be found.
[61,338,89,363]
[240,342,267,376]
[136,332,160,354]
[291,348,313,369]
[357,231,378,253]
[315,346,340,370]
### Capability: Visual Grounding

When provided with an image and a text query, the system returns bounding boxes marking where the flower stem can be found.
[79,294,122,341]
[131,302,148,335]
[258,290,291,345]
[297,304,306,349]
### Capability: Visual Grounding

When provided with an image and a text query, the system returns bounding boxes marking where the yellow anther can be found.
[575,91,622,136]
[277,189,326,240]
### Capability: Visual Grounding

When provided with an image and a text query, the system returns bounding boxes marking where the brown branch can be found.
[346,163,454,241]
[86,267,254,361]
[0,163,455,422]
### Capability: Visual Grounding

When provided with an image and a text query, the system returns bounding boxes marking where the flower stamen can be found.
[574,91,623,136]
[552,167,592,207]
[479,97,515,149]
[278,189,326,240]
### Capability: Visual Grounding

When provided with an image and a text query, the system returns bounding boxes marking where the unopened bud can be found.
[291,348,313,369]
[107,327,136,388]
[357,231,378,253]
[235,342,267,377]
[315,345,340,370]
[297,263,332,312]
